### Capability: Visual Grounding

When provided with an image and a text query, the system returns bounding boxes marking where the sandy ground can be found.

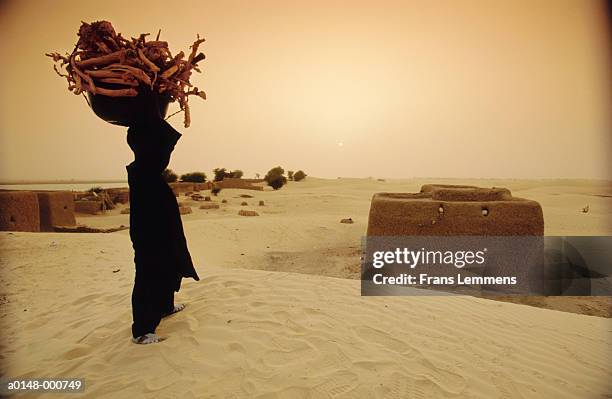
[1,178,611,397]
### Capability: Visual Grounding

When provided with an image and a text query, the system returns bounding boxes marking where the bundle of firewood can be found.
[46,21,205,127]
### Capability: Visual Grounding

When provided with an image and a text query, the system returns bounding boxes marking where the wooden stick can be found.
[160,64,178,79]
[103,64,152,86]
[85,70,129,79]
[96,41,112,54]
[70,54,97,94]
[138,48,160,72]
[81,82,137,97]
[72,72,83,94]
[97,78,139,87]
[77,51,122,68]
[187,36,205,64]
[184,103,191,128]
[145,40,168,47]
[52,64,69,78]
[192,53,205,64]
[46,52,69,64]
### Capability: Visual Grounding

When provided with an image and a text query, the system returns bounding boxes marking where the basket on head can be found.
[87,84,171,127]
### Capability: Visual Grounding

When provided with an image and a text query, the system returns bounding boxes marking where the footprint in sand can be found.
[227,342,246,354]
[355,326,417,357]
[228,287,253,297]
[409,378,440,399]
[489,370,523,399]
[312,369,360,398]
[380,371,412,399]
[71,294,99,306]
[62,344,91,360]
[412,358,466,396]
[25,316,50,330]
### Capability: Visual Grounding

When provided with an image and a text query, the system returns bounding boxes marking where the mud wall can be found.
[74,200,104,215]
[216,178,264,191]
[0,191,40,232]
[36,191,76,231]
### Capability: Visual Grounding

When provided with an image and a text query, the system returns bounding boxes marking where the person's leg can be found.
[160,277,186,318]
[131,273,163,340]
[160,288,175,315]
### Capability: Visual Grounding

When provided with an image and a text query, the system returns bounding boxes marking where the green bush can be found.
[287,171,294,181]
[293,170,307,181]
[264,166,287,190]
[180,172,207,183]
[162,169,178,183]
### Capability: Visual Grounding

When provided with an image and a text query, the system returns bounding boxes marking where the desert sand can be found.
[1,178,611,398]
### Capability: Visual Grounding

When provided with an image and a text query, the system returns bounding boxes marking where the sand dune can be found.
[1,232,611,398]
[1,178,611,397]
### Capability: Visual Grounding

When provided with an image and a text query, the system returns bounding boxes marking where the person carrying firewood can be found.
[46,21,206,344]
[126,89,200,344]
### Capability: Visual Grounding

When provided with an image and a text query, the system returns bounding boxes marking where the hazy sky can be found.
[0,0,610,181]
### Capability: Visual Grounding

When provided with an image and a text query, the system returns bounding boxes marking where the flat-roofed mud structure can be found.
[365,185,545,295]
[36,191,76,231]
[0,191,41,232]
[216,178,264,191]
[367,184,543,236]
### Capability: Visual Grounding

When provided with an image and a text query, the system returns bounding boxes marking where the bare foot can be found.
[132,333,163,345]
[162,303,185,318]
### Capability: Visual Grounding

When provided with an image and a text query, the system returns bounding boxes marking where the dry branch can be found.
[97,78,139,87]
[137,48,160,72]
[80,83,138,97]
[77,51,122,68]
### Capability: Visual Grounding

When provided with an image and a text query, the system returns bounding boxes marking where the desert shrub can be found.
[265,166,285,179]
[213,168,228,182]
[293,170,307,181]
[213,168,243,181]
[180,172,207,183]
[287,171,294,181]
[264,166,287,190]
[162,169,178,183]
[230,169,244,178]
[267,174,287,190]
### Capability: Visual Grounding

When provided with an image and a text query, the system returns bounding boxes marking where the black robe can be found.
[126,119,199,337]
